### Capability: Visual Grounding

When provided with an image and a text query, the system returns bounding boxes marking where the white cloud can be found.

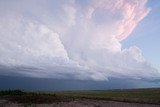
[0,0,159,80]
[89,0,150,41]
[63,4,76,26]
[0,14,69,66]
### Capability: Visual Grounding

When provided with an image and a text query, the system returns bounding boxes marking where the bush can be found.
[0,90,25,96]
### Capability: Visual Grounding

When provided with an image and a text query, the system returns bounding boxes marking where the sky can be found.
[0,0,160,84]
[122,0,160,70]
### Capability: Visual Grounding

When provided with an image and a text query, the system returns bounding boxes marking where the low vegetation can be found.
[0,88,160,104]
[56,88,160,104]
[0,90,73,104]
[0,90,25,96]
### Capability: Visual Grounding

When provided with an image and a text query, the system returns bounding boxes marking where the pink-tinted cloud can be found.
[116,0,150,41]
[89,0,150,41]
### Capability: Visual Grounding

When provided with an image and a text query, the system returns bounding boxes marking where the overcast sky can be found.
[0,0,160,81]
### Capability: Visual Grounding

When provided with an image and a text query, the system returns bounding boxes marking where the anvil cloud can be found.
[0,0,159,80]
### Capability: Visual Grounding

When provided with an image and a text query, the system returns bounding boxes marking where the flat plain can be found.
[0,88,160,107]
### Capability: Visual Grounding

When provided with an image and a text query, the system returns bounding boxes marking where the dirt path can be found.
[0,99,159,107]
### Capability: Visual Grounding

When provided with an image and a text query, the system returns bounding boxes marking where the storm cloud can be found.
[0,0,159,80]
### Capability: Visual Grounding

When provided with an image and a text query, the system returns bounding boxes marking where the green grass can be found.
[0,88,160,104]
[55,88,160,104]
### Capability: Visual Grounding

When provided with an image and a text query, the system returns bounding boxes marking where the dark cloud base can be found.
[0,75,159,91]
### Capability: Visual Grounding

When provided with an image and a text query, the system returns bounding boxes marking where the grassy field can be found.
[55,88,160,104]
[0,88,160,105]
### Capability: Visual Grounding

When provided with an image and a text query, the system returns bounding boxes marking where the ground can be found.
[0,89,160,107]
[0,99,159,107]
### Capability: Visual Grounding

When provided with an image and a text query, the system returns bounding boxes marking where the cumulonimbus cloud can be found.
[0,0,159,80]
